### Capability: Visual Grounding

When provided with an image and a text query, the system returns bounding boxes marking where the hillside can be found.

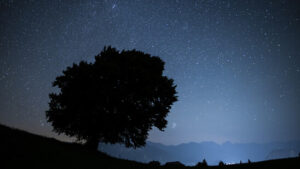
[0,124,153,169]
[1,124,300,169]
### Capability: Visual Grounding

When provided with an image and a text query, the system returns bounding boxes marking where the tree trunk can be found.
[85,137,99,151]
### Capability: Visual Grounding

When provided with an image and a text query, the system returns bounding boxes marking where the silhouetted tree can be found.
[196,159,208,167]
[248,159,251,163]
[219,161,225,166]
[46,46,177,150]
[202,159,208,166]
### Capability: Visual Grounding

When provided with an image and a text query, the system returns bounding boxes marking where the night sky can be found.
[0,0,300,145]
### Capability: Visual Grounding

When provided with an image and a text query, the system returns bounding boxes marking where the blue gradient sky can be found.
[0,0,300,145]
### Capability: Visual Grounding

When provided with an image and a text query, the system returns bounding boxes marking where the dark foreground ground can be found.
[1,124,299,169]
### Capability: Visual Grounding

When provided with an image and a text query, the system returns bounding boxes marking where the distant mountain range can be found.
[2,123,300,169]
[98,141,300,165]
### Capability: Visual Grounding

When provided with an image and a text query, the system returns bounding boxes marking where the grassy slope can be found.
[1,124,299,169]
[1,124,153,169]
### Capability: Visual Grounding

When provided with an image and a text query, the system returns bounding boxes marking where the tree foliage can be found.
[46,46,177,150]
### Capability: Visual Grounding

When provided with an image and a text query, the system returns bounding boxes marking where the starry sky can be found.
[0,0,300,145]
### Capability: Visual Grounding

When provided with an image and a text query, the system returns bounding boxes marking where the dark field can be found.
[1,124,299,169]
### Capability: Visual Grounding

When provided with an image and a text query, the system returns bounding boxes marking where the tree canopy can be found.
[46,46,177,150]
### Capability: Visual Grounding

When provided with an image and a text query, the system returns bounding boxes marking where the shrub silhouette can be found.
[196,159,208,167]
[165,161,185,167]
[148,161,160,167]
[219,161,225,166]
[46,46,177,150]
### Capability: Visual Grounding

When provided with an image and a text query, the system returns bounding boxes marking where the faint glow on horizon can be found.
[0,0,299,145]
[172,122,177,129]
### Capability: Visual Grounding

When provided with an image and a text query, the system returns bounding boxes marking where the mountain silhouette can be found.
[99,141,300,165]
